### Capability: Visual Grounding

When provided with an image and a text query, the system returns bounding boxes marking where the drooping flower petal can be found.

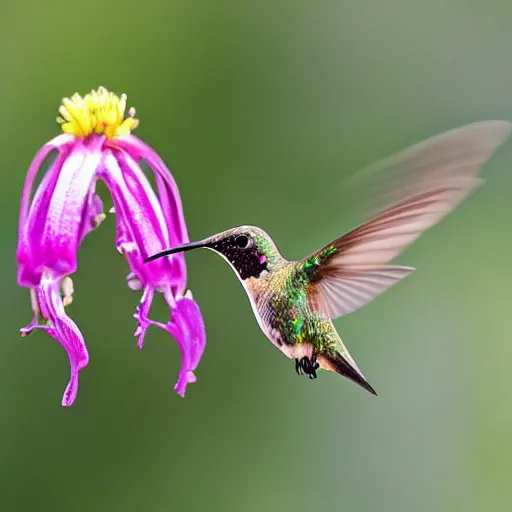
[17,137,104,286]
[18,133,75,231]
[100,146,206,395]
[99,147,182,290]
[108,135,189,244]
[38,138,103,275]
[42,278,89,406]
[133,286,156,349]
[17,140,72,287]
[167,293,206,397]
[108,135,189,289]
[132,288,206,396]
[21,274,89,407]
[17,136,104,406]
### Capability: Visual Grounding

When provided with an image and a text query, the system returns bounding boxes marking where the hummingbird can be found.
[145,121,510,396]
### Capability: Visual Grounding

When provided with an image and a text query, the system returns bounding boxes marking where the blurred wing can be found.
[304,120,511,320]
[344,120,511,216]
[308,179,482,318]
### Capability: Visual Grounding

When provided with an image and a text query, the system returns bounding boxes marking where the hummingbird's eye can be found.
[235,234,252,249]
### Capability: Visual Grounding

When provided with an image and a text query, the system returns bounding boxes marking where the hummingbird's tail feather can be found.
[318,351,377,396]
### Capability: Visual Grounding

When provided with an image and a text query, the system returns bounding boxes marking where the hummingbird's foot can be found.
[295,358,303,376]
[295,355,320,380]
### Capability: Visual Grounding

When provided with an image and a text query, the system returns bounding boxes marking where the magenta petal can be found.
[18,133,75,230]
[29,277,89,406]
[108,135,189,293]
[106,135,190,290]
[132,288,206,397]
[38,139,103,274]
[100,149,186,291]
[167,295,206,397]
[100,149,169,256]
[108,134,189,245]
[18,137,104,285]
[133,286,155,349]
[17,150,69,287]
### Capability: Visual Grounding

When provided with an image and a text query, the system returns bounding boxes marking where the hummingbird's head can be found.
[145,226,284,280]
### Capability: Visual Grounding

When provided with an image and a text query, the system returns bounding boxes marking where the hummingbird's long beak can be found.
[144,240,207,263]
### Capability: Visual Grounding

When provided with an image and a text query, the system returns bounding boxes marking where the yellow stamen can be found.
[57,86,139,139]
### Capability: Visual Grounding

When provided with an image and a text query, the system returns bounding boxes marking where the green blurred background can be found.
[1,1,512,511]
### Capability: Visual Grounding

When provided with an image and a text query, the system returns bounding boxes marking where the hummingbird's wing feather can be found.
[342,120,511,218]
[306,121,511,320]
[309,264,415,318]
[305,177,483,319]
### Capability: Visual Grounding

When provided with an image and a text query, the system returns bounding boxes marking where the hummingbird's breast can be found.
[245,264,340,360]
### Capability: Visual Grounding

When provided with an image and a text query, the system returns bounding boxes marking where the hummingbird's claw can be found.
[308,360,319,380]
[295,355,320,379]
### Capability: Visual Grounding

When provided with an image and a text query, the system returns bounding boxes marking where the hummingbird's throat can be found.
[208,235,269,280]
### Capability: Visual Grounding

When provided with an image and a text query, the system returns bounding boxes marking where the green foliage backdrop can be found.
[1,1,512,511]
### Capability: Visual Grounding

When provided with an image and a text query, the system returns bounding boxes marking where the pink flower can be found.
[16,86,206,406]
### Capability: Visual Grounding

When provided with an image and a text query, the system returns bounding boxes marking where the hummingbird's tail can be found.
[318,350,377,396]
